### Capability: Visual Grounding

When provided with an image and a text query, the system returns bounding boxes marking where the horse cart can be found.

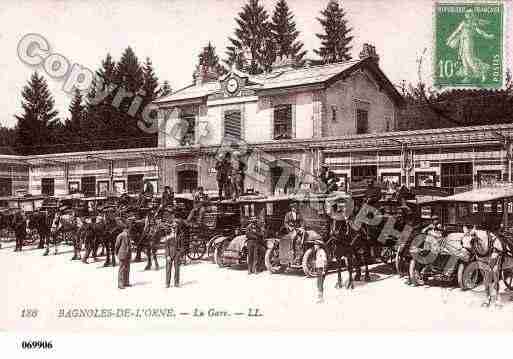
[407,186,513,290]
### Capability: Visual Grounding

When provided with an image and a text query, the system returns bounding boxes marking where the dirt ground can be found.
[1,241,513,332]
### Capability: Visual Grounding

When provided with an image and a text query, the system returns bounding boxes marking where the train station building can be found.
[1,44,512,198]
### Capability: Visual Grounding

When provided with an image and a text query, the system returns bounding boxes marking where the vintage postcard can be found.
[1,0,513,352]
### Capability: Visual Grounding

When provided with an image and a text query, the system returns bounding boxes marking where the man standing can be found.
[283,203,304,261]
[115,220,132,289]
[164,210,183,288]
[246,216,262,275]
[319,164,338,193]
[14,210,26,252]
[314,243,328,303]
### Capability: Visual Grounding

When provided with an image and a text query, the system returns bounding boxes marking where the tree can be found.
[225,0,275,74]
[314,0,353,64]
[14,72,59,155]
[271,0,306,65]
[67,88,85,136]
[0,126,17,155]
[195,42,226,80]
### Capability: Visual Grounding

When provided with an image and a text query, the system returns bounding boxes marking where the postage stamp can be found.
[434,2,504,88]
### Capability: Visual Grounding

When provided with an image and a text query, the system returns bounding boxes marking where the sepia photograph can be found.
[1,0,513,355]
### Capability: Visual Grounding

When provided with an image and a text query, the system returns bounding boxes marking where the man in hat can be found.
[283,202,305,261]
[215,152,231,200]
[115,218,132,289]
[320,164,338,193]
[246,216,263,274]
[164,209,184,288]
[13,210,26,252]
[82,215,97,264]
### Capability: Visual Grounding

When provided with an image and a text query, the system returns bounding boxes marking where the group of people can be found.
[215,152,246,200]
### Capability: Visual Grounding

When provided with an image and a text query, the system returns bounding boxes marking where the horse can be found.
[467,228,513,307]
[27,209,51,251]
[329,215,370,290]
[139,213,170,270]
[51,210,82,259]
[96,210,124,267]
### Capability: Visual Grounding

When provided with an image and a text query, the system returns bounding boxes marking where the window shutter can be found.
[224,110,241,140]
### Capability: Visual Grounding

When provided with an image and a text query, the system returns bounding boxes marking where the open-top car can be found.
[264,191,349,277]
[407,186,513,290]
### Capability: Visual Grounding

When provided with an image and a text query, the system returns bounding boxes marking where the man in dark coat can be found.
[246,216,263,274]
[82,216,98,264]
[164,210,184,288]
[319,164,338,193]
[365,178,382,207]
[115,220,132,289]
[13,210,26,252]
[215,153,232,200]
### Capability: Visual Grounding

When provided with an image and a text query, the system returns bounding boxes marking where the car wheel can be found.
[302,248,318,278]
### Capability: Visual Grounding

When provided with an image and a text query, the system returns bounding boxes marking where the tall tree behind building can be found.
[14,72,59,155]
[159,81,172,97]
[225,0,275,74]
[0,126,17,154]
[271,0,306,66]
[195,42,226,80]
[314,0,353,64]
[85,53,117,151]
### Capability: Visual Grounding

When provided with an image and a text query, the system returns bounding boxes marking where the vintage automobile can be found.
[407,186,513,289]
[264,191,349,277]
[209,194,291,268]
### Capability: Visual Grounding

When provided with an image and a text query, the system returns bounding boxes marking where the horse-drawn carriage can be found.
[405,186,513,290]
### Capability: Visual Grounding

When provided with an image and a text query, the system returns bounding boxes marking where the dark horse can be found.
[27,209,52,252]
[329,215,371,290]
[95,211,124,267]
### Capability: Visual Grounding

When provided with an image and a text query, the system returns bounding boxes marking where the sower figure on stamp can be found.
[115,219,132,289]
[246,216,263,275]
[164,209,184,288]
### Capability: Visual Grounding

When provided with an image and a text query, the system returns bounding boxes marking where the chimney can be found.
[359,43,379,64]
[193,63,219,86]
[271,54,295,72]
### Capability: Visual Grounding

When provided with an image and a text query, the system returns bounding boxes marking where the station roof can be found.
[431,186,513,203]
[154,57,404,106]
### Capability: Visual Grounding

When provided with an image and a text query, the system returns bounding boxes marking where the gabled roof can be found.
[154,82,221,104]
[153,57,404,106]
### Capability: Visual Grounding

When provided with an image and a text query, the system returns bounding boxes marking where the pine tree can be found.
[314,0,353,64]
[195,42,226,80]
[68,88,84,135]
[85,53,117,151]
[271,0,306,65]
[114,47,145,146]
[226,0,275,74]
[14,72,59,155]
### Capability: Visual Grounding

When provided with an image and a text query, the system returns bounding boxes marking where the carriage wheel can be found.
[187,240,206,261]
[409,259,426,286]
[379,247,395,265]
[265,247,285,274]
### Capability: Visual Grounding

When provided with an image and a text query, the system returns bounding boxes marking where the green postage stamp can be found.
[435,2,503,88]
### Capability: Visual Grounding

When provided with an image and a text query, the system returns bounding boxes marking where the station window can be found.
[179,111,196,146]
[356,109,369,134]
[224,109,242,140]
[273,104,293,140]
[331,105,338,122]
[508,202,513,214]
[41,178,54,196]
[484,203,492,213]
[472,203,479,213]
[497,203,503,213]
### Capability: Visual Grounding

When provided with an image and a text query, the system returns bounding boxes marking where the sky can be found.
[0,0,510,128]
